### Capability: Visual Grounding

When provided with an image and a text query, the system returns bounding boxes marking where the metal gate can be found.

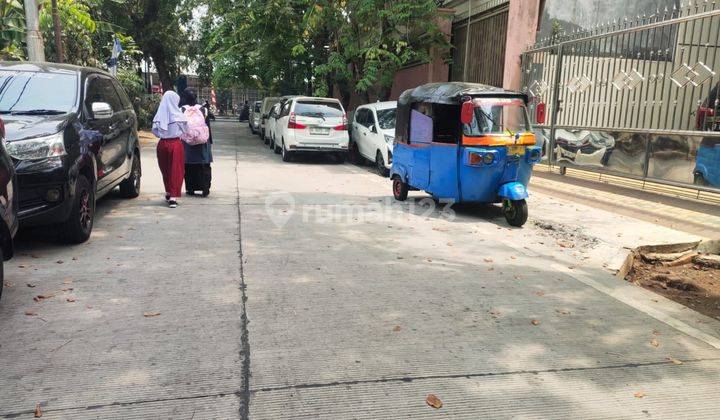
[451,0,509,87]
[521,2,720,193]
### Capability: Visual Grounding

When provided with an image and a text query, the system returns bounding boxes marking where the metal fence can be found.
[521,1,720,192]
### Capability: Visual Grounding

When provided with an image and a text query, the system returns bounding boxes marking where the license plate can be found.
[507,145,525,155]
[309,127,330,135]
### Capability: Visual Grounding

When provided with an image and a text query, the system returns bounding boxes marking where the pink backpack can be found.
[182,105,210,145]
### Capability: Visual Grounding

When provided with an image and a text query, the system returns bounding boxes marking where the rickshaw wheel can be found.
[393,178,409,201]
[503,199,528,227]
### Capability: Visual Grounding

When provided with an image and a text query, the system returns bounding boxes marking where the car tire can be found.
[0,247,4,301]
[335,153,347,163]
[694,172,709,186]
[269,137,275,150]
[119,151,141,198]
[392,177,409,201]
[376,151,389,177]
[348,141,361,164]
[274,138,281,154]
[61,174,95,244]
[281,140,293,162]
[503,199,528,227]
[262,129,268,144]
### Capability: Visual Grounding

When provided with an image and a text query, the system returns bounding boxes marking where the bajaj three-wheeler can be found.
[390,83,542,227]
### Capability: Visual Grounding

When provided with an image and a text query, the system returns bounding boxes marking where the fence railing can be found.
[521,1,720,193]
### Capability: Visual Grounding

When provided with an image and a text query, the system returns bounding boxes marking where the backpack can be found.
[182,105,210,145]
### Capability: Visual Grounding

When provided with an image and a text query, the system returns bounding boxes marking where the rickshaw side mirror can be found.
[461,101,474,125]
[536,102,546,125]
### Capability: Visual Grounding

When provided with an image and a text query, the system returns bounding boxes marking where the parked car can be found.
[249,100,262,134]
[266,101,284,152]
[0,62,141,244]
[273,96,349,162]
[351,101,396,176]
[259,96,281,141]
[0,116,19,297]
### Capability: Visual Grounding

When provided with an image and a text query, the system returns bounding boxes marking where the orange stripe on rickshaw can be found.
[461,133,537,147]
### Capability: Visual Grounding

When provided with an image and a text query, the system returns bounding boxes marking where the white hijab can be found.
[152,91,188,138]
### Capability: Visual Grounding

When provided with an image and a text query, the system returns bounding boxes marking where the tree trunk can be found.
[149,47,174,91]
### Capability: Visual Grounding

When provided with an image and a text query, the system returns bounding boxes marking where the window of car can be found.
[294,100,343,118]
[111,79,133,110]
[0,70,78,114]
[281,101,292,117]
[355,108,367,126]
[376,108,396,130]
[364,110,376,129]
[85,76,123,115]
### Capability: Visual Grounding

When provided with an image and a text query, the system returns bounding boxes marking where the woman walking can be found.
[179,88,213,197]
[152,91,188,208]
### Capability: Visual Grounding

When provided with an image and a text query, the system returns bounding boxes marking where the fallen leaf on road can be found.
[143,312,161,317]
[484,258,493,263]
[510,256,517,260]
[634,391,645,398]
[652,329,661,336]
[535,291,545,297]
[667,357,683,365]
[4,281,13,288]
[426,394,443,409]
[27,283,36,288]
[489,309,501,318]
[25,310,37,316]
[531,319,541,326]
[393,325,401,332]
[650,339,660,347]
[34,403,42,417]
[62,279,73,284]
[18,265,28,269]
[66,298,76,303]
[56,260,64,264]
[555,309,570,315]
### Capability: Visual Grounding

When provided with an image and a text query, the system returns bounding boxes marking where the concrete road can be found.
[1,120,719,419]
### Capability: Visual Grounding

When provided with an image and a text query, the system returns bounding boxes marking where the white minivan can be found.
[350,101,396,176]
[274,97,350,162]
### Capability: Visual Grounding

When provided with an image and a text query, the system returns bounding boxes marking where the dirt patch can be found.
[533,220,600,251]
[626,247,720,320]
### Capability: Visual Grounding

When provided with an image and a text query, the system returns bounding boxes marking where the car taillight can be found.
[288,112,307,129]
[333,113,348,131]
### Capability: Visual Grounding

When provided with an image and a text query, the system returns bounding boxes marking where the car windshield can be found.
[376,108,396,130]
[295,101,343,118]
[0,70,78,114]
[463,98,530,136]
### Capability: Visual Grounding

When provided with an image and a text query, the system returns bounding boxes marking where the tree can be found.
[0,0,26,60]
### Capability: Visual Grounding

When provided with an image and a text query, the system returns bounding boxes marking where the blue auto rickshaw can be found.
[390,83,542,227]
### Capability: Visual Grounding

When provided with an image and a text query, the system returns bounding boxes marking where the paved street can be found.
[1,120,720,419]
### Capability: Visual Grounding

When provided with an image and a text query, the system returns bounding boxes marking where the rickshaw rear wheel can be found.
[393,178,409,201]
[503,199,528,227]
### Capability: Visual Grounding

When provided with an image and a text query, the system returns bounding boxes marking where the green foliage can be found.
[40,0,98,65]
[117,67,144,100]
[136,93,162,129]
[0,0,26,60]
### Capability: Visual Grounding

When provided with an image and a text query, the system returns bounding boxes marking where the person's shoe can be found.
[168,200,178,208]
[165,194,171,203]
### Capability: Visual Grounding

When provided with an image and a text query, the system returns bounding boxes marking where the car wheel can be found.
[559,166,567,175]
[376,151,389,177]
[61,174,95,244]
[392,177,409,201]
[262,129,268,144]
[269,137,275,150]
[503,199,528,227]
[281,140,293,162]
[119,151,141,198]
[348,141,361,164]
[274,138,282,154]
[335,153,347,163]
[694,172,709,187]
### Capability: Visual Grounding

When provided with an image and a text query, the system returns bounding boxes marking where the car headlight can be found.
[6,132,66,160]
[384,134,395,145]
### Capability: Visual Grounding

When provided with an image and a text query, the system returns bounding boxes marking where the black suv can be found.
[0,116,19,297]
[0,62,141,243]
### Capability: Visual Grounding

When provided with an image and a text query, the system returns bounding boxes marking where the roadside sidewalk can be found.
[530,168,720,239]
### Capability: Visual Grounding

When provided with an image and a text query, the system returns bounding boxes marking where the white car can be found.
[266,102,283,151]
[274,97,350,162]
[351,101,396,176]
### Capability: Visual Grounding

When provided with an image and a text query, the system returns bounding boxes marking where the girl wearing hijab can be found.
[179,88,213,196]
[152,91,188,208]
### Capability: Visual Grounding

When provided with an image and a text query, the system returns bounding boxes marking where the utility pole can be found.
[23,0,46,62]
[51,0,64,62]
[463,0,472,81]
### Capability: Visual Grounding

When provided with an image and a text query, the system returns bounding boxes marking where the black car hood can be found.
[2,113,74,142]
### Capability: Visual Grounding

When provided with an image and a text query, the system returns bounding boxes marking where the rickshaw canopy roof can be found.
[398,82,527,106]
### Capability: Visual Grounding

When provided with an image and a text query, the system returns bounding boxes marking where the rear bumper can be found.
[289,146,349,154]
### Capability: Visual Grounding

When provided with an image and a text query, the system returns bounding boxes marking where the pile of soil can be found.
[626,247,720,320]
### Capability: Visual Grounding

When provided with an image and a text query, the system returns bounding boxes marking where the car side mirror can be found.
[461,101,474,125]
[371,125,377,133]
[91,102,113,120]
